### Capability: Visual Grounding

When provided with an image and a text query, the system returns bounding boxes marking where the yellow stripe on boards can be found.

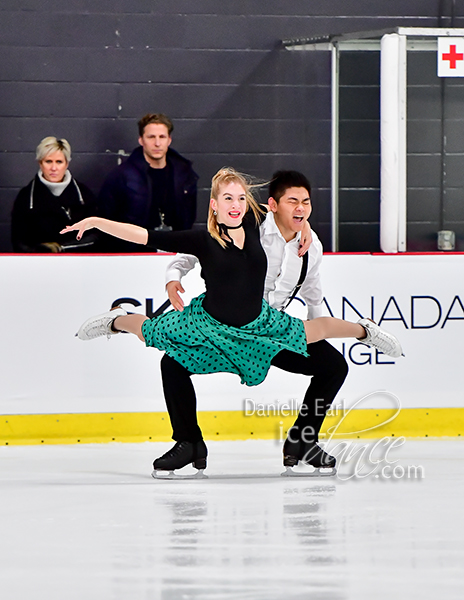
[1,408,464,446]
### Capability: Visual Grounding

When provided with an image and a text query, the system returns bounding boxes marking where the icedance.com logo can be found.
[243,391,425,482]
[316,392,424,481]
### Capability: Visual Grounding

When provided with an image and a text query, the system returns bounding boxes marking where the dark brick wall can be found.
[0,0,446,252]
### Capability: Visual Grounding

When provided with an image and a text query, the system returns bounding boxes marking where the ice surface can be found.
[1,439,463,600]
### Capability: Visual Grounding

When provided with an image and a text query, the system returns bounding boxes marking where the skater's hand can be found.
[60,217,96,241]
[166,280,185,311]
[298,220,312,257]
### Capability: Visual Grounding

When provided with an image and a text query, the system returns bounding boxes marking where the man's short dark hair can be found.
[138,113,174,137]
[269,170,311,202]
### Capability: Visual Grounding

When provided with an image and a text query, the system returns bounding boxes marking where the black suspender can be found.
[280,252,309,312]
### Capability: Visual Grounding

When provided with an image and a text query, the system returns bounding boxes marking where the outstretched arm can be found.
[61,217,148,245]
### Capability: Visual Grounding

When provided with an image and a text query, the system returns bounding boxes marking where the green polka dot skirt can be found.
[141,294,308,387]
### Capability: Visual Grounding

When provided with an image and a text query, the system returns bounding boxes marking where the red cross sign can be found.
[443,45,464,68]
[438,37,464,77]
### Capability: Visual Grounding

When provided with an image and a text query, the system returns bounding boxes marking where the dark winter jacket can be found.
[11,174,97,253]
[97,146,198,252]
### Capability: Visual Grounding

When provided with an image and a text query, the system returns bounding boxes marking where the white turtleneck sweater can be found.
[38,169,72,196]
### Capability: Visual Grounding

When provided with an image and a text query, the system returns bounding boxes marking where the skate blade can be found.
[151,468,208,480]
[281,466,337,478]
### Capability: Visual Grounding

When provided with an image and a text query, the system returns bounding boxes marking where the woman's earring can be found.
[213,210,217,216]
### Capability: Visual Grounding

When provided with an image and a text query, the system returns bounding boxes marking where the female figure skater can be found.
[62,167,402,473]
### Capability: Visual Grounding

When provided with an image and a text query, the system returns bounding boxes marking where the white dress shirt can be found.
[165,212,324,319]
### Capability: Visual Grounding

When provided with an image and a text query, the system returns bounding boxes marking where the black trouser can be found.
[160,340,348,444]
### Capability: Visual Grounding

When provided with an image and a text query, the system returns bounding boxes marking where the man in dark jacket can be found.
[98,113,198,252]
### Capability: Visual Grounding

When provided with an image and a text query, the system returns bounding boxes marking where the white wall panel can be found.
[1,253,463,415]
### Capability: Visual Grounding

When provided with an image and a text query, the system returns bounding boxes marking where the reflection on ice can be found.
[0,439,463,599]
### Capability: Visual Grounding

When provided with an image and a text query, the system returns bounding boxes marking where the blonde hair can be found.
[36,137,71,163]
[207,167,265,248]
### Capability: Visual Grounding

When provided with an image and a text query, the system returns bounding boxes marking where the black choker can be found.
[218,222,243,244]
[218,223,243,230]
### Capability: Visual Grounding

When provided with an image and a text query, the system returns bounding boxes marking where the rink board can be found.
[1,407,464,445]
[1,252,463,442]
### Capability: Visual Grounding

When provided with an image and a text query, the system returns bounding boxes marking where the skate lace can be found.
[370,328,397,353]
[84,317,113,340]
[162,441,190,459]
[372,331,395,352]
[361,319,401,356]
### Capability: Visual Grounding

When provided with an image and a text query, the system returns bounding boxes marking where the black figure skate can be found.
[282,438,337,478]
[151,440,208,480]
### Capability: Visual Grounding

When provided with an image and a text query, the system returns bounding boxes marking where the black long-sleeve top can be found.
[146,214,267,328]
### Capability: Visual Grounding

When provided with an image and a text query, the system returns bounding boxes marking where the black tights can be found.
[160,340,348,444]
